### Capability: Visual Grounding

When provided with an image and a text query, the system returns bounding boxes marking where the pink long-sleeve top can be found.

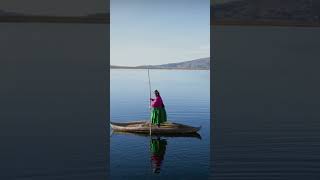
[150,96,164,108]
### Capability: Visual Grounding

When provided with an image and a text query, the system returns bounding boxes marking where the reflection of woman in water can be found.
[150,137,167,174]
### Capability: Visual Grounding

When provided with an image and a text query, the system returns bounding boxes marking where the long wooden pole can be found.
[148,68,152,136]
[147,68,153,174]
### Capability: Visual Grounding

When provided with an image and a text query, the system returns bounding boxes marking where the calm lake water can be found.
[0,23,109,180]
[211,26,320,179]
[2,22,320,180]
[110,69,210,179]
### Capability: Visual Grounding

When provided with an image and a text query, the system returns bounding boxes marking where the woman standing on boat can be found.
[150,90,167,127]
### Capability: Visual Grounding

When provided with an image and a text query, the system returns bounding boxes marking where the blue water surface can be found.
[110,69,210,180]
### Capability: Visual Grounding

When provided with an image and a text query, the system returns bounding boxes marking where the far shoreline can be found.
[211,20,320,27]
[0,15,109,24]
[110,67,210,71]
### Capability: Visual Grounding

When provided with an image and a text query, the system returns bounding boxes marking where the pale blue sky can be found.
[111,0,210,66]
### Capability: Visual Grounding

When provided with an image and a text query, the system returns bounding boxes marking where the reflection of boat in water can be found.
[110,121,201,134]
[110,130,201,174]
[111,131,202,139]
[110,121,201,174]
[150,137,167,174]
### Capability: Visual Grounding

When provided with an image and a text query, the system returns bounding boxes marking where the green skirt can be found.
[151,107,167,125]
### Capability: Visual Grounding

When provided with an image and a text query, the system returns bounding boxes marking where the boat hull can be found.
[110,121,201,134]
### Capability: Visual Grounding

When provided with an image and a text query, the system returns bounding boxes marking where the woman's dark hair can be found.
[154,90,160,96]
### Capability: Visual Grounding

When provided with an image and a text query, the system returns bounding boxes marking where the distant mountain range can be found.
[0,10,109,24]
[0,10,24,16]
[211,0,320,26]
[111,57,210,70]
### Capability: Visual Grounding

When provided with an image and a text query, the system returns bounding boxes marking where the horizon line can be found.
[111,57,210,67]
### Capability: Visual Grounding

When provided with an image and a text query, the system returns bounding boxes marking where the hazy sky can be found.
[111,0,210,66]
